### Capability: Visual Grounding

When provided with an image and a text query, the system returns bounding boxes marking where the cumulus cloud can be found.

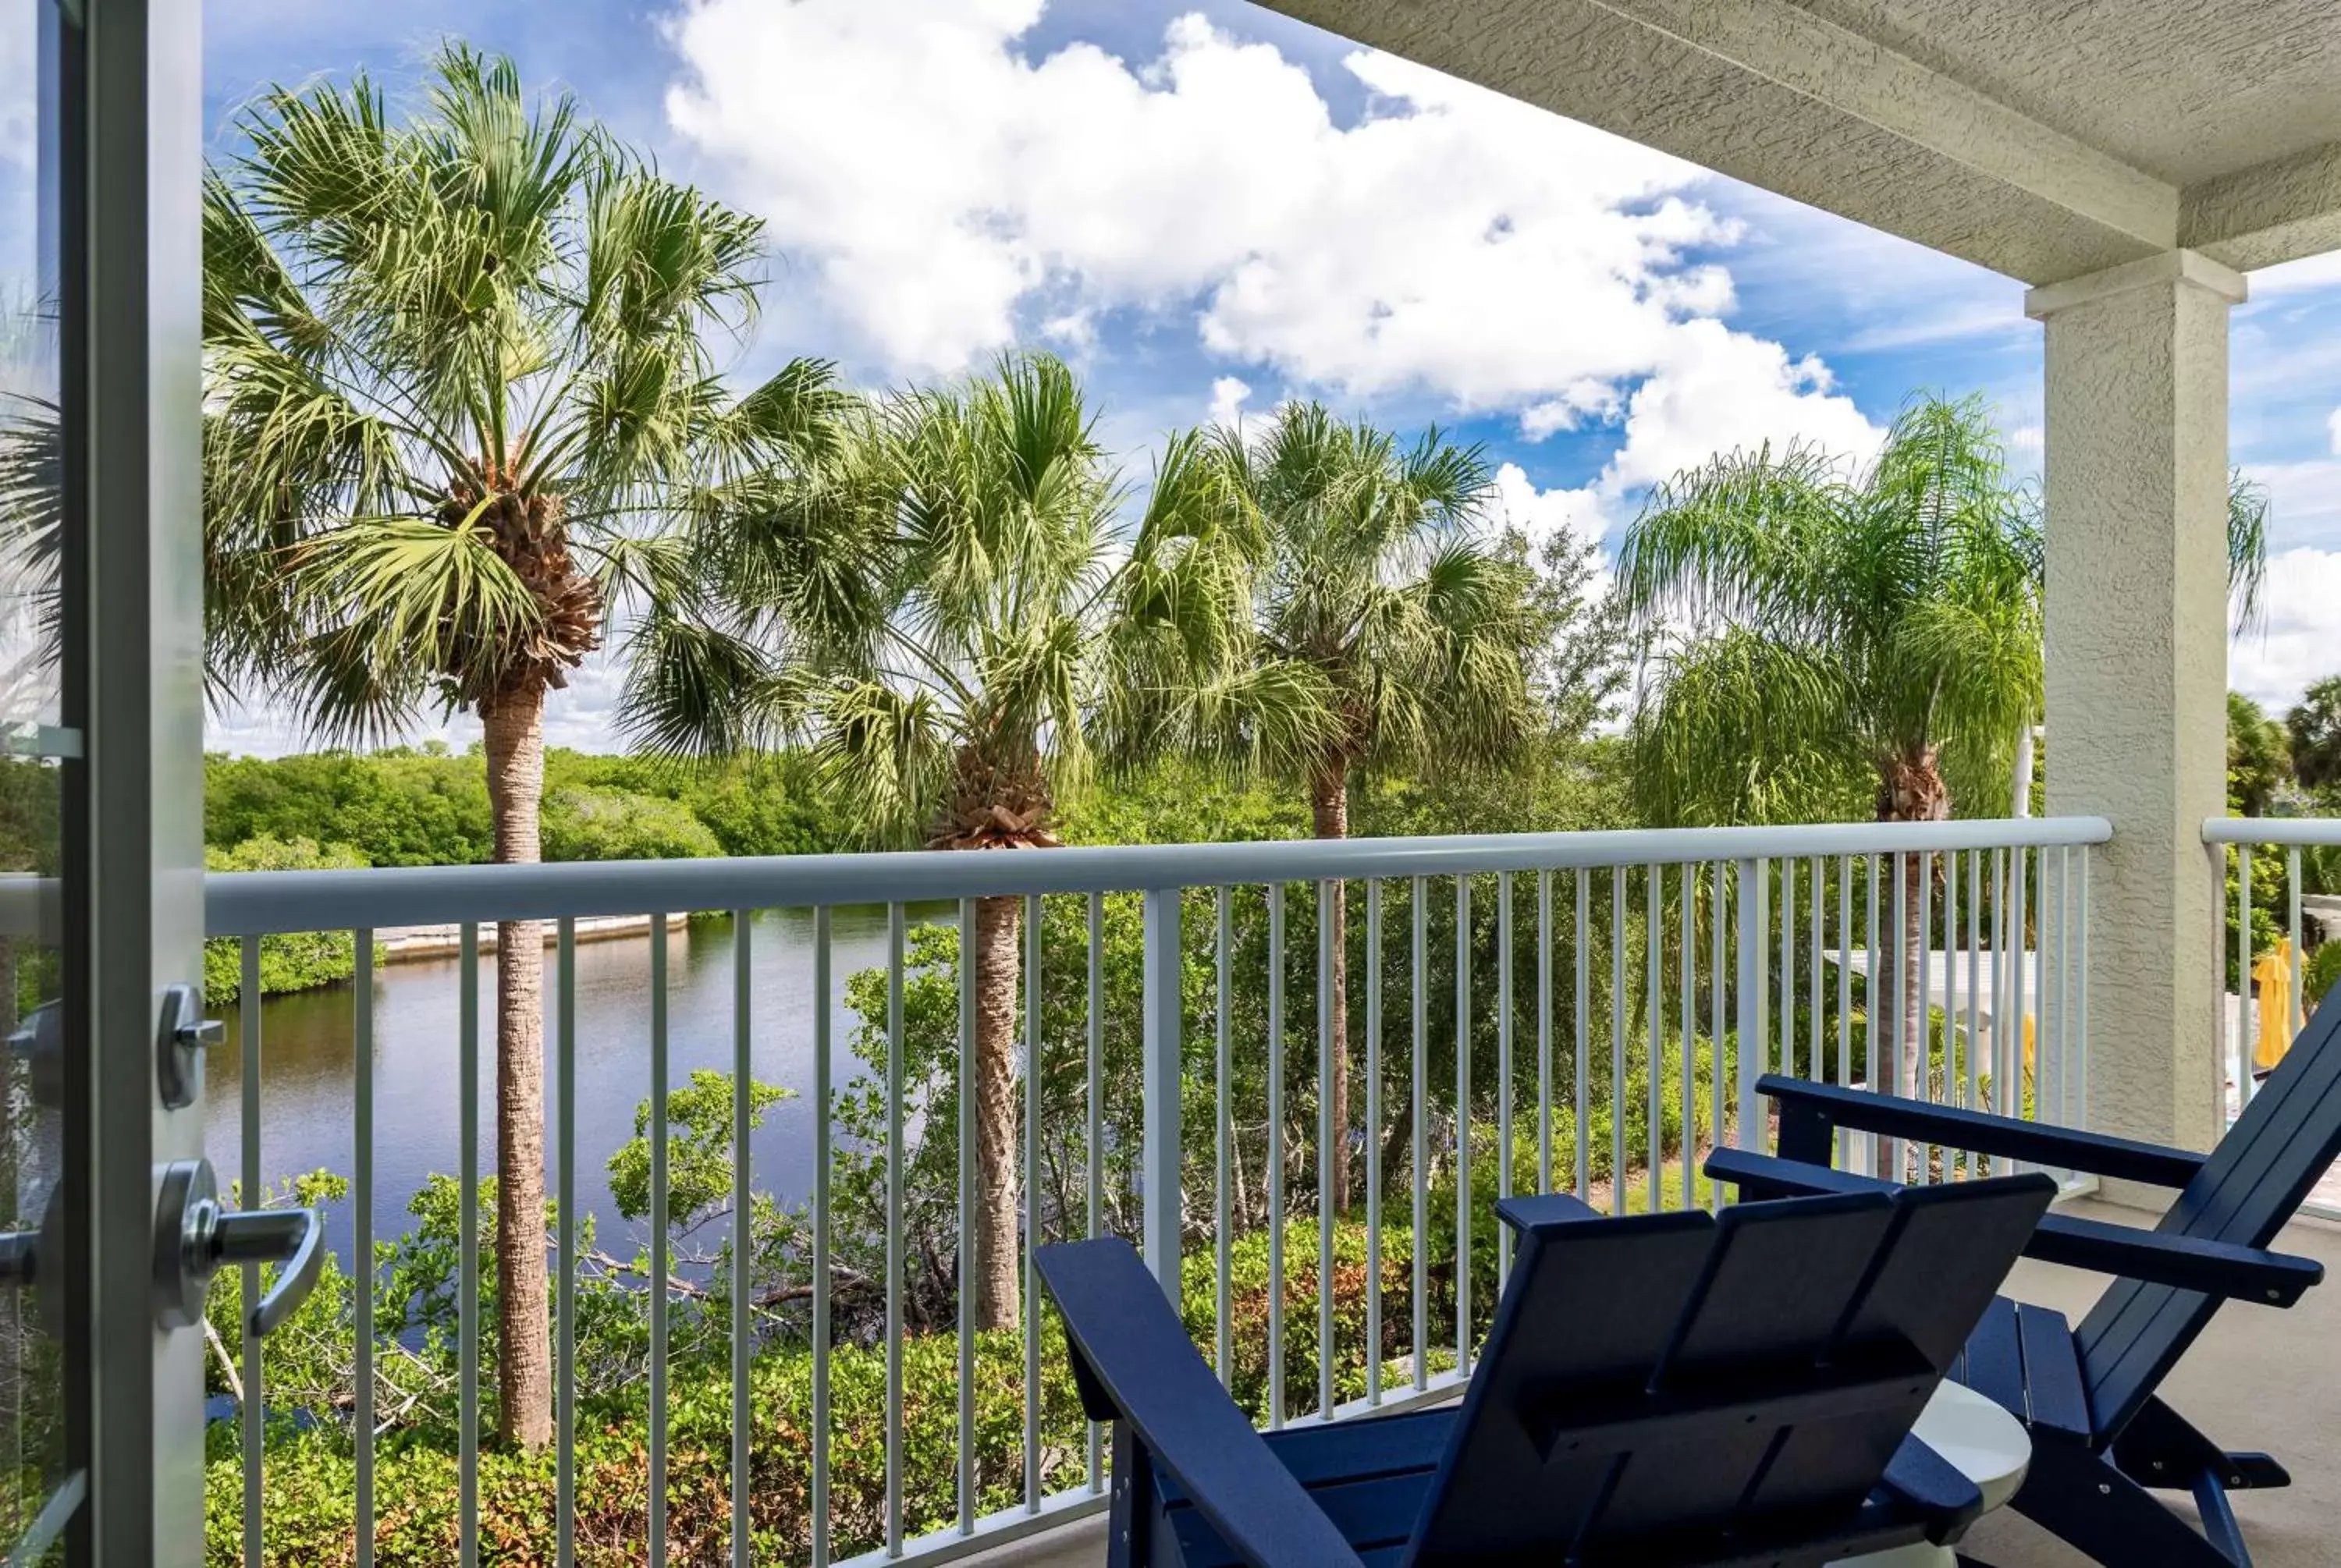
[660,0,1870,466]
[1596,321,1881,492]
[2329,407,2341,456]
[1206,375,1252,430]
[1491,461,1609,558]
[2251,251,2341,297]
[2233,547,2341,713]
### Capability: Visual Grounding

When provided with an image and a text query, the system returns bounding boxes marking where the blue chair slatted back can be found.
[1405,1176,2055,1567]
[2075,985,2341,1439]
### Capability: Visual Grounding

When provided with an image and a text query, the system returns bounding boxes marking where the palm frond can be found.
[283,513,543,694]
[1632,630,1867,826]
[616,612,797,760]
[1615,441,1850,637]
[813,679,954,846]
[205,42,853,750]
[2229,470,2270,636]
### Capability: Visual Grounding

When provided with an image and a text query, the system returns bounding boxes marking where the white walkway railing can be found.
[2203,816,2341,1220]
[202,815,2108,1568]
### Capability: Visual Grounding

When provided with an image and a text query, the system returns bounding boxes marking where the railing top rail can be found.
[2202,816,2341,848]
[198,816,2112,938]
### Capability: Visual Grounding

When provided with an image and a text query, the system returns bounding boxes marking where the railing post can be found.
[1736,858,1767,1150]
[1142,886,1184,1303]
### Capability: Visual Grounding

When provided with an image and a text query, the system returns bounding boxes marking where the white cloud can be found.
[2328,407,2341,456]
[1517,380,1620,441]
[1206,375,1251,429]
[1491,461,1609,557]
[205,658,631,758]
[2243,456,2341,551]
[2249,252,2341,297]
[660,0,1867,463]
[1595,321,1882,493]
[2233,547,2341,713]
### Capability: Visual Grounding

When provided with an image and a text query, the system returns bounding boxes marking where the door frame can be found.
[68,0,207,1563]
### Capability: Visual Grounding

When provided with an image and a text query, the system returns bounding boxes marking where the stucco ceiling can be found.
[1263,0,2341,284]
[1793,0,2341,188]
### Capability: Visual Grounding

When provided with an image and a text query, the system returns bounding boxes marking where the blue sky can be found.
[193,0,2341,754]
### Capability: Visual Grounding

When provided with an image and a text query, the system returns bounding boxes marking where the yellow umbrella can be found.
[2254,938,2307,1073]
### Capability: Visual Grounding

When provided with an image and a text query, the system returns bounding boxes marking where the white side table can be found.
[1833,1381,2030,1567]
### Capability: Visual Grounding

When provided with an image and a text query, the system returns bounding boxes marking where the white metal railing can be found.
[201,815,2107,1567]
[2203,818,2341,1219]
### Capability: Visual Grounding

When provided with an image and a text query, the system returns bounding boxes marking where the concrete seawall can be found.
[378,910,693,962]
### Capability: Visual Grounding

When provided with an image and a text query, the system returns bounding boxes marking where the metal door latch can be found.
[152,1158,322,1336]
[156,983,219,1111]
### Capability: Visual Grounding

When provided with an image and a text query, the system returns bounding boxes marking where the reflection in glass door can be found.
[0,0,73,1557]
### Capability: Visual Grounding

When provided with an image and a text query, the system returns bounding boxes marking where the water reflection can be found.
[208,903,956,1275]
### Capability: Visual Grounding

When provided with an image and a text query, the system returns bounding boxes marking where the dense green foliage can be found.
[2229,692,2293,818]
[206,747,842,870]
[202,835,380,1003]
[203,747,848,1000]
[2287,675,2341,793]
[2218,685,2341,994]
[1621,395,2043,828]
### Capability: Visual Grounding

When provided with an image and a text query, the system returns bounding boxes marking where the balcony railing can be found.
[2204,816,2341,1219]
[203,814,2108,1567]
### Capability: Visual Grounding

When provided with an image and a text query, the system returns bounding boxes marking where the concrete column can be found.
[2028,250,2243,1170]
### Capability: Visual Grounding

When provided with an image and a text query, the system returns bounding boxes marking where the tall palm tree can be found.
[627,352,1275,1329]
[1209,403,1539,1211]
[201,45,851,1446]
[1621,394,2271,1108]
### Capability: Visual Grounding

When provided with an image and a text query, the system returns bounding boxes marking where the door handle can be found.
[152,1158,325,1336]
[0,1197,69,1334]
[215,1206,323,1336]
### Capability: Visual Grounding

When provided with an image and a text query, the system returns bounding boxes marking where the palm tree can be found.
[1208,403,1539,1211]
[627,352,1272,1329]
[1621,394,2271,1109]
[201,45,850,1446]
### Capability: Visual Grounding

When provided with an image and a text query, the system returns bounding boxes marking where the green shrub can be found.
[2308,940,2341,1011]
[206,1329,1085,1567]
[203,836,381,1002]
[207,749,492,867]
[542,786,723,863]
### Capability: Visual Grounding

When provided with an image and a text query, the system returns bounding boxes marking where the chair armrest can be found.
[1708,1149,2322,1307]
[1759,1075,2208,1190]
[1033,1240,1366,1568]
[1881,1434,1986,1545]
[1706,1148,1899,1200]
[1494,1190,1600,1235]
[2023,1217,2325,1306]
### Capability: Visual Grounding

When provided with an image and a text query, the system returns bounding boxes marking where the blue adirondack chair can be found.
[1707,988,2341,1568]
[1036,1174,2055,1567]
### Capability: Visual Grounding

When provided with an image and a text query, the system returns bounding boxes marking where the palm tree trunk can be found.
[1879,747,1950,1172]
[483,685,552,1449]
[1309,761,1352,1215]
[968,892,1022,1331]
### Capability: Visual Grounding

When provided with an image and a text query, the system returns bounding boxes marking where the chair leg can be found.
[1107,1424,1155,1568]
[2112,1396,2289,1494]
[2191,1470,2253,1568]
[2014,1442,2242,1567]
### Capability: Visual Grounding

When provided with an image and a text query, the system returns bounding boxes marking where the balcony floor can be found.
[965,1201,2341,1568]
[1959,1198,2341,1568]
